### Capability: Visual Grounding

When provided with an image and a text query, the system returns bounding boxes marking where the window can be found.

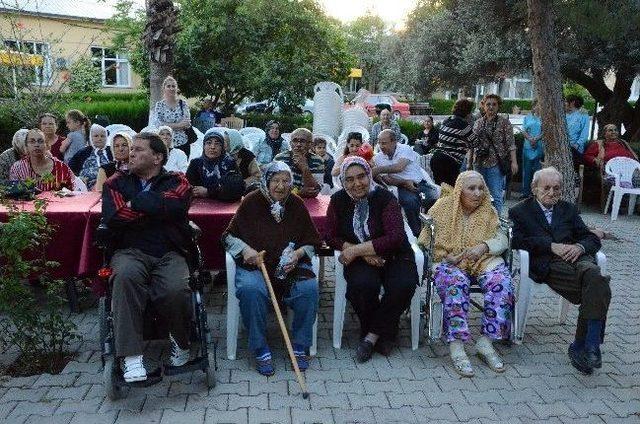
[90,47,131,88]
[3,40,52,86]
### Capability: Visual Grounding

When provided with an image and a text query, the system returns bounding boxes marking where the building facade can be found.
[0,0,141,94]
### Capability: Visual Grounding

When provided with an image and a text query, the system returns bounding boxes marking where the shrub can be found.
[397,119,425,143]
[67,59,102,93]
[0,197,80,376]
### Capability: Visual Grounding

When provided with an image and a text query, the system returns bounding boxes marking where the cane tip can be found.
[303,392,310,399]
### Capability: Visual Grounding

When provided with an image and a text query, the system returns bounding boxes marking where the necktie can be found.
[543,208,552,224]
[97,149,108,166]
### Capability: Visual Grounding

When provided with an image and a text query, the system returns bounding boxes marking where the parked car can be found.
[357,94,411,119]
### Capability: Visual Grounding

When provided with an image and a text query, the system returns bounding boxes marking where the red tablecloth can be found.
[0,192,101,278]
[80,195,330,274]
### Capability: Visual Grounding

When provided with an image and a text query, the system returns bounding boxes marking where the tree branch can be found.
[561,65,612,103]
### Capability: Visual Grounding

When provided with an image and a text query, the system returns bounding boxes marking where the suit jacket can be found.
[508,197,601,282]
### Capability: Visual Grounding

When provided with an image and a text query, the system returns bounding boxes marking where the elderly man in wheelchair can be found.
[100,132,208,386]
[418,171,515,377]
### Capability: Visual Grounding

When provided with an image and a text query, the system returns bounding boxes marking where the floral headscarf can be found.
[339,156,376,243]
[260,161,293,223]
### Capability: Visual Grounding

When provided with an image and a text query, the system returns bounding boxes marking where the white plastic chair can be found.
[603,157,640,220]
[332,210,425,350]
[225,252,319,360]
[514,250,607,344]
[74,176,88,192]
[239,127,265,138]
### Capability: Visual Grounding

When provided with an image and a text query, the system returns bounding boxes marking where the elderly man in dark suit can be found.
[509,166,610,375]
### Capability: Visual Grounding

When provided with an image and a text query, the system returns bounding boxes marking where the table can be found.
[0,192,101,278]
[80,195,331,274]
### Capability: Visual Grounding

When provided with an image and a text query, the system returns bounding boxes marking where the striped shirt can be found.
[9,157,75,191]
[434,115,475,163]
[273,150,325,189]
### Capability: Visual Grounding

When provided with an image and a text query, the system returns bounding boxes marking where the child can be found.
[313,136,334,188]
[60,109,90,164]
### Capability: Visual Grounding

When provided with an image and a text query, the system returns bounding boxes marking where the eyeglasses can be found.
[27,138,46,145]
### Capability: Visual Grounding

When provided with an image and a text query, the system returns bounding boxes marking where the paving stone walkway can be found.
[0,204,638,423]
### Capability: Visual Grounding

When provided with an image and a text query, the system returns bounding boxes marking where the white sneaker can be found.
[169,334,190,367]
[122,355,147,382]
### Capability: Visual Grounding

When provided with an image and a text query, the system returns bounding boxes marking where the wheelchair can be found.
[95,221,216,400]
[420,213,520,344]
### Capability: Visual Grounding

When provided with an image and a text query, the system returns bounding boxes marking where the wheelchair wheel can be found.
[205,353,216,389]
[103,357,126,400]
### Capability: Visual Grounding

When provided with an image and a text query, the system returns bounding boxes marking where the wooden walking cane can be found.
[256,251,310,399]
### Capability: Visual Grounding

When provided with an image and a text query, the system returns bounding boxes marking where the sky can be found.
[319,0,417,28]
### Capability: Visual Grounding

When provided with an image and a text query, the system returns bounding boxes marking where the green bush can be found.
[397,119,425,143]
[67,59,102,93]
[428,99,457,115]
[62,91,148,102]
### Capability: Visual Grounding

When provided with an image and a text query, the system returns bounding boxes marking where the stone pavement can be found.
[0,204,638,424]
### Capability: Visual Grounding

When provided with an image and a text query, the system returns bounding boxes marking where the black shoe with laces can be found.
[584,347,602,369]
[356,340,374,363]
[568,343,593,375]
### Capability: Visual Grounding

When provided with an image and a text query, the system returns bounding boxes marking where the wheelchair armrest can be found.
[94,223,114,250]
[188,221,202,239]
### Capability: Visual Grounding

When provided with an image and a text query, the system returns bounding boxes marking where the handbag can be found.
[179,100,198,145]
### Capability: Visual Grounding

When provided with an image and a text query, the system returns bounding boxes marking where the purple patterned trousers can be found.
[434,262,514,343]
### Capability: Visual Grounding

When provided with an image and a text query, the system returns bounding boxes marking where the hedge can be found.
[241,113,312,132]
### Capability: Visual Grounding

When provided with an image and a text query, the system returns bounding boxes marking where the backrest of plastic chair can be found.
[239,127,265,137]
[605,157,640,185]
[400,134,409,144]
[74,176,88,192]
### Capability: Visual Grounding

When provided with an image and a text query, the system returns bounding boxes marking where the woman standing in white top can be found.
[152,76,192,156]
[158,125,189,173]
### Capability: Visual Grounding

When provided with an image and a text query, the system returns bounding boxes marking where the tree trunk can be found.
[527,0,577,202]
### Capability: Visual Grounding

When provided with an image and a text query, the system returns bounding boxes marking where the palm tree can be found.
[143,0,181,107]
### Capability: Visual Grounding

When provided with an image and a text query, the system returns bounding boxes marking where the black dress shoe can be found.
[584,347,602,369]
[356,340,375,363]
[568,343,593,375]
[374,338,394,357]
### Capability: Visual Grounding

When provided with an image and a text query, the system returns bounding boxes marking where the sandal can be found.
[451,353,474,378]
[476,349,506,373]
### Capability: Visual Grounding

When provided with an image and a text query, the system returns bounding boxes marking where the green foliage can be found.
[0,198,79,375]
[427,99,456,115]
[397,119,425,143]
[67,58,102,93]
[344,14,389,92]
[109,0,354,112]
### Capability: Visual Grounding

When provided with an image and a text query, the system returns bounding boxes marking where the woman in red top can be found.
[9,129,75,191]
[39,113,66,161]
[583,124,638,169]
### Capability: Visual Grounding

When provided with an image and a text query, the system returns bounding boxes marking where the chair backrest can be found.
[74,176,88,192]
[605,157,640,186]
[221,116,244,130]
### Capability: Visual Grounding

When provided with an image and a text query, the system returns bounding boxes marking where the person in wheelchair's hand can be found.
[102,132,194,383]
[223,161,321,376]
[418,171,514,378]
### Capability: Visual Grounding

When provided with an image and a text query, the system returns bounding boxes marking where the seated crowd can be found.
[0,83,624,382]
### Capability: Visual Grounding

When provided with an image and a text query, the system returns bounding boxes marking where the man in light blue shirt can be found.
[565,94,590,156]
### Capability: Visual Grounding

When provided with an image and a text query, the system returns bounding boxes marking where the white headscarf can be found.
[12,129,29,156]
[89,124,108,150]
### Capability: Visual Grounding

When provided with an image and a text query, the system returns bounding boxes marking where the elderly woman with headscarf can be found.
[186,129,240,199]
[253,120,290,170]
[94,132,132,192]
[325,156,418,363]
[158,125,189,173]
[69,124,113,190]
[10,129,75,191]
[225,128,261,189]
[418,171,514,377]
[0,129,29,180]
[223,161,321,376]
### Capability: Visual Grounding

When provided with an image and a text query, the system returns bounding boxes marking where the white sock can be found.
[449,340,466,358]
[475,335,495,354]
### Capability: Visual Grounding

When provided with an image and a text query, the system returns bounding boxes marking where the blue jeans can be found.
[235,265,318,352]
[521,154,542,198]
[476,165,505,215]
[397,180,438,236]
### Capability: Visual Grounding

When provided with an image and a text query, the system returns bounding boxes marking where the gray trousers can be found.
[111,248,191,357]
[546,255,611,340]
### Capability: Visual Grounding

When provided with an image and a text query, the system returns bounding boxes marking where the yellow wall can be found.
[0,12,142,91]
